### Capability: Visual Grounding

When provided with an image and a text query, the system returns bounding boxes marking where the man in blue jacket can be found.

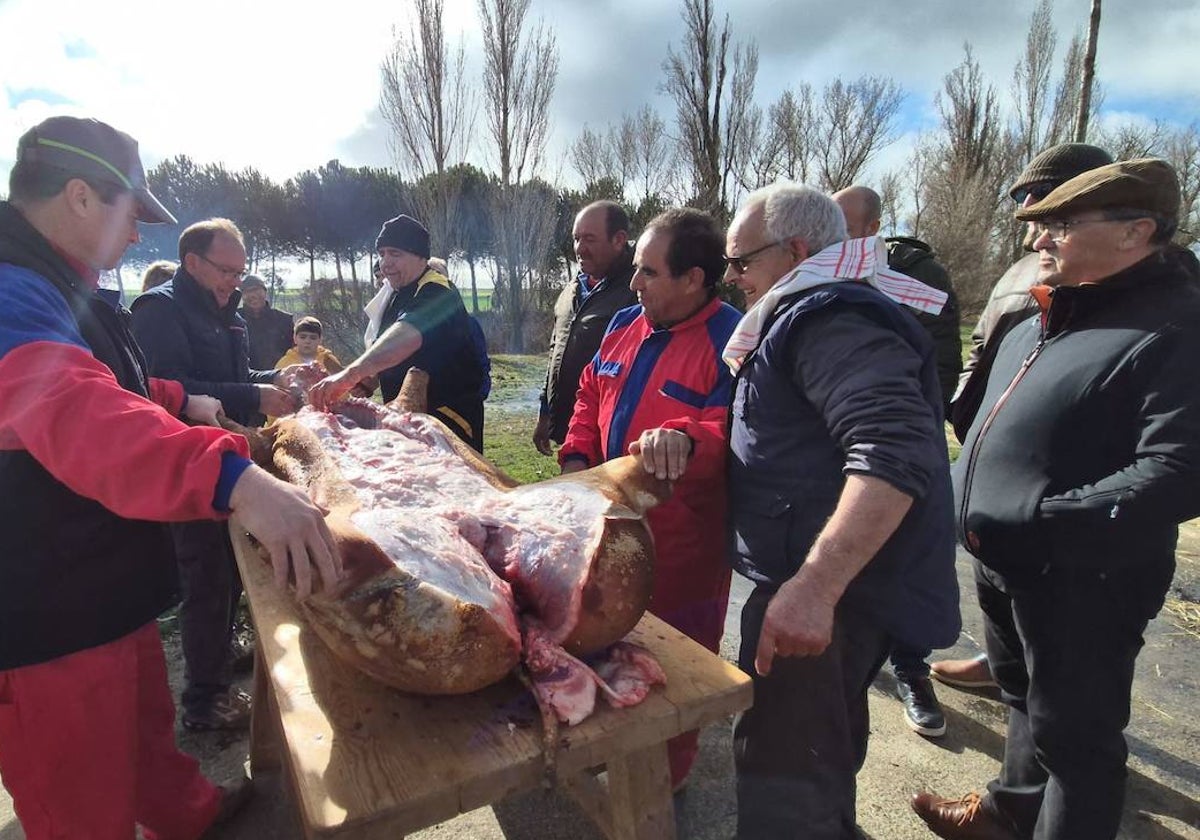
[131,219,301,731]
[722,182,959,839]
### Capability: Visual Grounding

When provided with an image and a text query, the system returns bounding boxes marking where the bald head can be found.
[832,186,882,238]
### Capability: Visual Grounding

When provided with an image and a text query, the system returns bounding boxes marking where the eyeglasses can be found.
[1012,181,1057,205]
[724,241,784,275]
[1032,215,1147,244]
[196,252,246,281]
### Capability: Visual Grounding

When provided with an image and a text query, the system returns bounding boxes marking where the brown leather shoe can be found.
[930,654,997,689]
[911,791,1018,839]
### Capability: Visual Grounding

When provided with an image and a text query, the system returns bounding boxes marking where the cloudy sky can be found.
[2,0,1197,194]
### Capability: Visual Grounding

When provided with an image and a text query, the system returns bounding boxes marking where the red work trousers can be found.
[0,622,222,840]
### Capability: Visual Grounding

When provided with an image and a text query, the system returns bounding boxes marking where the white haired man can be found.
[722,182,960,838]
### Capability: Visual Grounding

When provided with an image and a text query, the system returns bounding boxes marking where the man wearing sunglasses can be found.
[723,183,959,838]
[914,159,1200,840]
[131,218,303,732]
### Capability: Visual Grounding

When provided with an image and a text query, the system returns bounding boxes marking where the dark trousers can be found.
[733,584,892,840]
[975,555,1172,840]
[172,522,242,715]
[889,642,931,681]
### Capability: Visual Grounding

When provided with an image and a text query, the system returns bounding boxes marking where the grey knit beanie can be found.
[1009,143,1114,201]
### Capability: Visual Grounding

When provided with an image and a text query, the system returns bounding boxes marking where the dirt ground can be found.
[3,538,1198,839]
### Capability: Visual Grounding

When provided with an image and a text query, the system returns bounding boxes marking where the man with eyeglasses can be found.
[932,142,1114,695]
[913,159,1200,840]
[131,218,303,732]
[721,183,960,838]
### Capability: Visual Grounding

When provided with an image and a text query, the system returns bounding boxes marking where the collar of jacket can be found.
[647,294,724,333]
[576,243,635,288]
[171,266,243,322]
[1036,250,1180,336]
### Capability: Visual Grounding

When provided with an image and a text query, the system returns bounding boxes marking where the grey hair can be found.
[745,182,847,253]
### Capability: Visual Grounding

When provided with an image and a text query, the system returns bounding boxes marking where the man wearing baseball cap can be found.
[310,213,486,450]
[913,159,1200,839]
[0,115,341,837]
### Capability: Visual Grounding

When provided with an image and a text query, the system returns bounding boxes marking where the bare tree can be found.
[878,171,902,236]
[1012,0,1057,162]
[570,125,615,187]
[607,115,638,194]
[632,105,675,204]
[380,0,474,177]
[1075,0,1102,141]
[921,46,1020,309]
[1047,35,1084,145]
[380,0,476,255]
[813,77,904,192]
[661,0,757,219]
[478,0,559,187]
[477,0,560,351]
[1163,123,1200,247]
[1095,118,1165,160]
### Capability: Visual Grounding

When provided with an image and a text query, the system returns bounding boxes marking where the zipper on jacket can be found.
[958,337,1046,548]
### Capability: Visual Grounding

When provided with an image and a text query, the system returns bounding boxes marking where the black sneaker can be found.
[897,676,946,738]
[183,689,252,732]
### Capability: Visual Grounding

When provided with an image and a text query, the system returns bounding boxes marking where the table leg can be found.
[606,743,676,840]
[249,647,281,774]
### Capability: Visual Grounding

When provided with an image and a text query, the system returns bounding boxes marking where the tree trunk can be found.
[1074,0,1101,142]
[467,256,480,314]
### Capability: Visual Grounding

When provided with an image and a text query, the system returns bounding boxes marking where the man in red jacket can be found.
[559,208,741,790]
[0,116,340,839]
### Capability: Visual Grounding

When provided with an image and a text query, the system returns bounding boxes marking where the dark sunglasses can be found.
[1012,181,1057,205]
[724,241,784,275]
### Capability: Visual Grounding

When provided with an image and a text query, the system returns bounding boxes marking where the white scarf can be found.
[363,283,392,346]
[722,236,948,373]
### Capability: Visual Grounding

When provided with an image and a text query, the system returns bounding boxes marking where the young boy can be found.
[275,316,343,374]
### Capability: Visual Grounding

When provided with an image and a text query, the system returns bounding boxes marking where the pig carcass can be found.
[243,386,670,717]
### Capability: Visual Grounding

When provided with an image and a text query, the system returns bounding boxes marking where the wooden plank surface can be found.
[229,520,752,836]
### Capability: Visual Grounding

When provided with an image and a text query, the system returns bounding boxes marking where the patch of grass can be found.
[489,353,548,404]
[485,406,557,484]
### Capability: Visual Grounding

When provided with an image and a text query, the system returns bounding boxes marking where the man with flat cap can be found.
[0,116,340,837]
[239,272,294,370]
[310,214,485,450]
[913,159,1200,839]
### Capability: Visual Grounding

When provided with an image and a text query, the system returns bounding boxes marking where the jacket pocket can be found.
[731,481,839,583]
[659,379,707,410]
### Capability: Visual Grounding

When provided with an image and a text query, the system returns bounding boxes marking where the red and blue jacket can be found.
[560,297,741,652]
[0,202,251,669]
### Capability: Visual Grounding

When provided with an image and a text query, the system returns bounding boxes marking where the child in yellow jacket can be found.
[275,316,343,374]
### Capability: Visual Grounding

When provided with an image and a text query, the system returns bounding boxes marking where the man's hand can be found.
[228,465,342,599]
[533,413,554,456]
[628,428,692,481]
[182,394,223,427]
[754,574,838,676]
[256,384,299,417]
[308,368,363,411]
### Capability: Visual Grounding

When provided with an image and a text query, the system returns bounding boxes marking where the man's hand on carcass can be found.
[753,572,838,676]
[308,368,363,411]
[628,428,692,481]
[182,394,223,427]
[256,384,299,417]
[533,412,554,456]
[275,362,323,392]
[229,465,342,599]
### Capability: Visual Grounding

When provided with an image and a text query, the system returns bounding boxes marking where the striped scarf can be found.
[722,236,947,373]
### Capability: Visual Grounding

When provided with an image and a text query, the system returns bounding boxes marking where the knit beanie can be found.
[1009,143,1114,200]
[375,215,431,259]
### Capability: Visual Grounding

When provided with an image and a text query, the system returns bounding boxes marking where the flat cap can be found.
[240,273,267,292]
[1009,142,1113,201]
[1014,158,1180,222]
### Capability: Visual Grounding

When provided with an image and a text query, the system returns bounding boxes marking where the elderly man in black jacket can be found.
[722,182,959,839]
[913,160,1200,840]
[131,218,301,731]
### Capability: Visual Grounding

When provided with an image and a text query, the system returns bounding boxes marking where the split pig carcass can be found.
[236,371,670,726]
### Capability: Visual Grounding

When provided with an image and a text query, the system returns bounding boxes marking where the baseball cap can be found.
[16,116,176,225]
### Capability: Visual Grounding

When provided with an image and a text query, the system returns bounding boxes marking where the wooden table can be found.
[230,523,753,839]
